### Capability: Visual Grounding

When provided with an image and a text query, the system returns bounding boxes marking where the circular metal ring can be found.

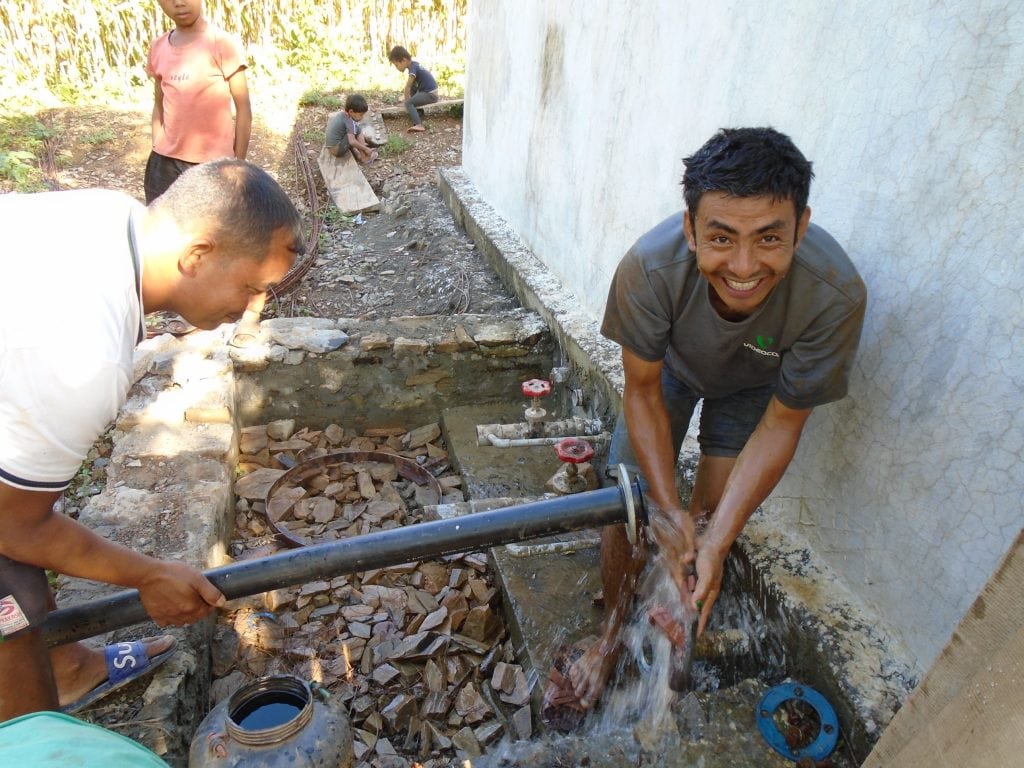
[755,682,839,762]
[617,463,638,545]
[264,450,443,548]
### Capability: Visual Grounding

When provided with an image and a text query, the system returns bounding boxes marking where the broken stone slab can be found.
[298,580,332,596]
[393,336,430,355]
[239,426,269,454]
[473,720,504,747]
[267,326,350,354]
[498,667,530,706]
[511,704,532,740]
[266,419,297,441]
[359,331,391,351]
[268,486,305,522]
[381,692,418,732]
[450,726,482,758]
[472,315,547,348]
[372,663,401,686]
[420,691,449,720]
[210,669,247,706]
[405,422,441,449]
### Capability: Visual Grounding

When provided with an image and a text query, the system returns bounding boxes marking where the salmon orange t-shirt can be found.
[147,26,246,163]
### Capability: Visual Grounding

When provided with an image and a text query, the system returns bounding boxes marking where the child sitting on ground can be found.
[388,45,439,133]
[325,94,378,164]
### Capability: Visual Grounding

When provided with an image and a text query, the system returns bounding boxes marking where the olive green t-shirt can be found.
[601,213,867,409]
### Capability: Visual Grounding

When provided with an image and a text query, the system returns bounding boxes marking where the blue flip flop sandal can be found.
[62,635,178,714]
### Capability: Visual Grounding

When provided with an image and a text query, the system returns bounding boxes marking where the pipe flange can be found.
[756,682,839,762]
[617,463,638,545]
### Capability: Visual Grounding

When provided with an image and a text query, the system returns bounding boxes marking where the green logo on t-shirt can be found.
[756,335,775,349]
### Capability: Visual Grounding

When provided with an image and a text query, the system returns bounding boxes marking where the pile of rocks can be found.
[213,419,535,767]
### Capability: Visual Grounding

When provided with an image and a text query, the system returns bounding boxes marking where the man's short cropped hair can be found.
[345,94,368,113]
[153,159,305,263]
[388,46,411,63]
[682,127,815,221]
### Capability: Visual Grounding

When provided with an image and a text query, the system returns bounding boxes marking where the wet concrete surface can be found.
[440,401,859,766]
[471,678,822,768]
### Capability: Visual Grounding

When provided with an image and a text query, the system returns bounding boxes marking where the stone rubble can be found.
[216,418,535,767]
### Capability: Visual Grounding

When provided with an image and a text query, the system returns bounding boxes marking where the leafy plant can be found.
[0,114,54,190]
[383,134,412,155]
[83,128,116,145]
[0,149,37,186]
[299,88,344,110]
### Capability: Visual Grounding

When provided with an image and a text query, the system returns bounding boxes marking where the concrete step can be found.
[440,403,607,700]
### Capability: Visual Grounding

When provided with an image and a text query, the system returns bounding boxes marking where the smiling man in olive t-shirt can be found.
[565,127,867,712]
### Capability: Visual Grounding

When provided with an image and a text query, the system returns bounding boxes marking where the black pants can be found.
[144,150,197,204]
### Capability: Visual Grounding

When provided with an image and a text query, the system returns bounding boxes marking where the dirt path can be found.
[38,88,516,321]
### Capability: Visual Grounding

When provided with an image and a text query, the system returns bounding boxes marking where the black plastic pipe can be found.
[43,478,644,646]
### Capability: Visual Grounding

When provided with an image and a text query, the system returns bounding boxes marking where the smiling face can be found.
[177,226,296,330]
[685,192,810,320]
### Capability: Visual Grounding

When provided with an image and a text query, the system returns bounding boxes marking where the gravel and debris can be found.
[217,418,536,767]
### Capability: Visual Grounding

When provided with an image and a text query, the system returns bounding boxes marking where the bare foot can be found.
[407,124,426,133]
[53,635,176,708]
[568,636,621,709]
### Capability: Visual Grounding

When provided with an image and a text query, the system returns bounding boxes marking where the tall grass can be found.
[0,1,466,190]
[0,0,466,103]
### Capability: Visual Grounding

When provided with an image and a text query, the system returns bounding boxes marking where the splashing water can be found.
[594,560,701,736]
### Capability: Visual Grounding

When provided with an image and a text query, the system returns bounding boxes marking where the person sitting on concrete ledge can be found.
[0,158,304,722]
[563,127,867,713]
[325,94,379,164]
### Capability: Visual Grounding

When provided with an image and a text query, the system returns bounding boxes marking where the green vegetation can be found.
[383,134,413,156]
[322,206,355,227]
[0,1,465,186]
[83,128,116,145]
[0,113,58,191]
[1,0,466,98]
[299,89,345,110]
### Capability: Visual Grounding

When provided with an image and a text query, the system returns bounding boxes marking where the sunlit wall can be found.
[462,0,1024,675]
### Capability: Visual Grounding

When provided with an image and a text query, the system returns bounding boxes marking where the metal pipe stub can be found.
[43,476,648,646]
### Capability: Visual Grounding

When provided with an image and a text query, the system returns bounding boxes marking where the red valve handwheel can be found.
[522,379,551,398]
[555,437,594,464]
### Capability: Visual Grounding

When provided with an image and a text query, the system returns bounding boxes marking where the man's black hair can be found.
[345,94,368,113]
[154,159,305,262]
[388,45,411,62]
[682,127,814,220]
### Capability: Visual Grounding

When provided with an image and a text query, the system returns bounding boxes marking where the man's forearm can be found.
[3,508,156,589]
[624,387,685,515]
[701,404,810,555]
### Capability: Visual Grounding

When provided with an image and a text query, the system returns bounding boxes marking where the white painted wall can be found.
[463,0,1024,674]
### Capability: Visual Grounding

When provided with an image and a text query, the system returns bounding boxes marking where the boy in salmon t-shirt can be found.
[144,0,251,203]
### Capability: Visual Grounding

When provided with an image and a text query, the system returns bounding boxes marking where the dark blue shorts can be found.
[608,368,776,471]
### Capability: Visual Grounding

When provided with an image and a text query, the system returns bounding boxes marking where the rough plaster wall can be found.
[464,0,1024,674]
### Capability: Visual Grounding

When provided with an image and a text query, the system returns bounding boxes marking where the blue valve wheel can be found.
[756,682,839,762]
